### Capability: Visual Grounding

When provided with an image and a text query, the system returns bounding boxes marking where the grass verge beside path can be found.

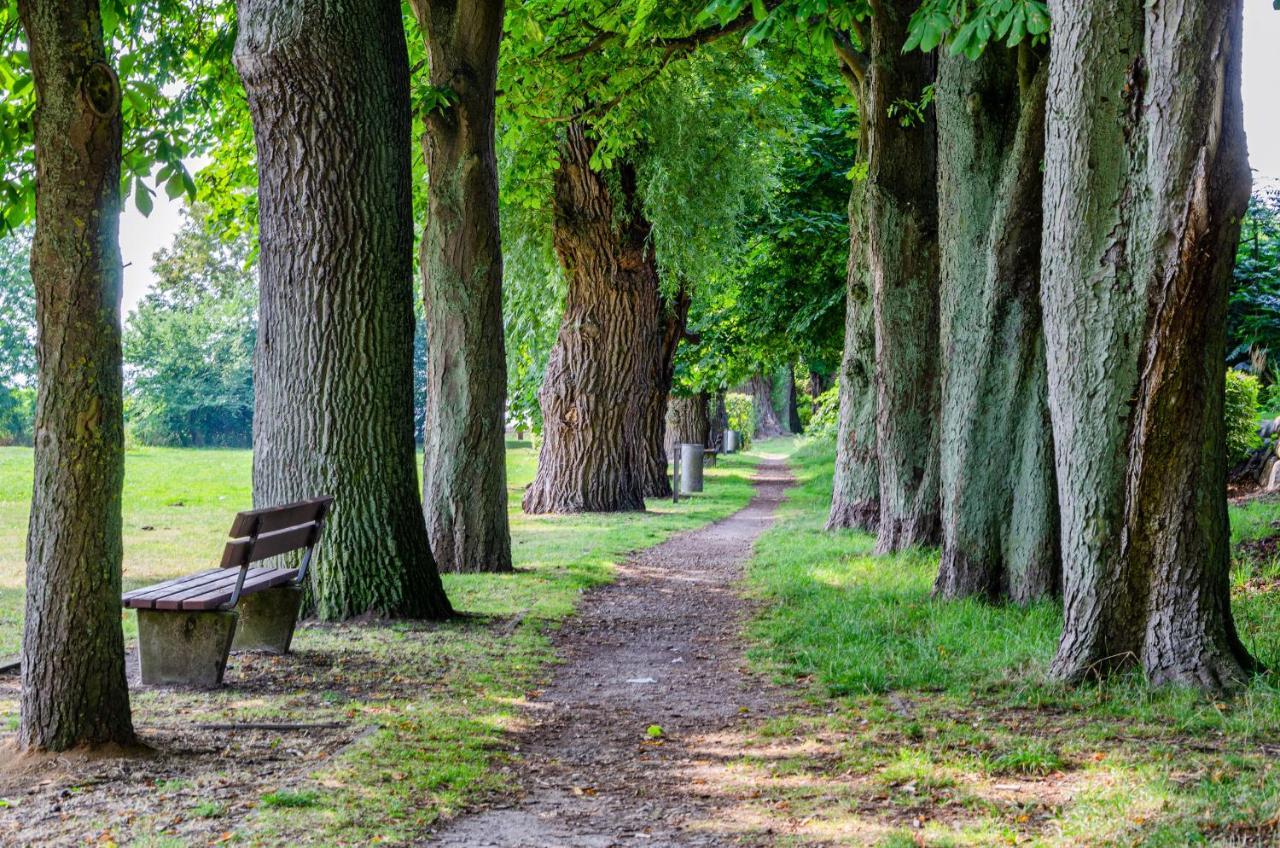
[737,439,1280,846]
[0,443,761,846]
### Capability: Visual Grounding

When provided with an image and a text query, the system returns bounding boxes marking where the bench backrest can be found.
[219,496,334,568]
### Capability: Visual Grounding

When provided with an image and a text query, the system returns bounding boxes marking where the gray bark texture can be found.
[236,0,451,619]
[639,288,691,498]
[1042,0,1256,689]
[866,0,942,554]
[934,46,1059,604]
[413,0,512,573]
[827,131,881,532]
[708,390,728,450]
[751,372,786,439]
[522,126,656,514]
[18,0,135,751]
[664,393,709,458]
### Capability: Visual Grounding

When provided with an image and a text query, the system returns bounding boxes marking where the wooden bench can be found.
[122,496,333,688]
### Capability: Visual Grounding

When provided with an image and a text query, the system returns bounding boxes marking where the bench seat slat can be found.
[176,568,299,611]
[122,569,235,608]
[151,568,273,611]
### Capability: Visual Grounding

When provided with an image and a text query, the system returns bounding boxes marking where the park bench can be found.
[121,496,333,688]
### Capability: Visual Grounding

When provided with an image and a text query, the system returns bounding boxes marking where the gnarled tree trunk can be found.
[708,390,728,450]
[866,0,941,553]
[236,0,450,619]
[638,287,691,498]
[1042,0,1255,689]
[19,0,134,751]
[751,372,786,439]
[665,393,709,457]
[934,46,1058,604]
[828,115,880,532]
[523,125,655,514]
[413,0,512,573]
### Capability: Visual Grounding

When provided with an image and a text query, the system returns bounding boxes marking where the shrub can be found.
[1226,368,1261,465]
[0,387,35,446]
[725,392,754,446]
[806,383,841,439]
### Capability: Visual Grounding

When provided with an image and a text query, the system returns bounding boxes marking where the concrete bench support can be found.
[138,609,238,688]
[232,585,303,655]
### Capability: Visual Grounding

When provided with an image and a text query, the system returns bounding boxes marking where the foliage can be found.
[123,205,255,447]
[1228,189,1280,376]
[725,391,754,440]
[0,225,33,386]
[904,0,1049,58]
[1225,369,1261,465]
[805,382,841,439]
[0,385,32,445]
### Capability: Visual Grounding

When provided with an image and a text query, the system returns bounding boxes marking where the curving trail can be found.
[425,457,796,847]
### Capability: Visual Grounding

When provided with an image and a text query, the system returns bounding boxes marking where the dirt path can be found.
[425,456,796,847]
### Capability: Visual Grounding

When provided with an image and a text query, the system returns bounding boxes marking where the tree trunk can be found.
[413,0,512,573]
[708,390,728,450]
[1042,0,1255,689]
[18,0,135,751]
[665,393,709,458]
[934,47,1058,604]
[638,287,691,498]
[866,0,941,553]
[236,0,451,619]
[786,363,803,434]
[808,371,825,399]
[828,113,880,533]
[751,372,786,439]
[522,125,655,514]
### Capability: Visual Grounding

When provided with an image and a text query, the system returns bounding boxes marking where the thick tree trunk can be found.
[236,0,450,619]
[665,393,709,458]
[522,125,655,513]
[751,372,786,439]
[828,127,880,532]
[934,47,1058,604]
[1042,0,1255,689]
[785,363,803,434]
[18,0,135,751]
[808,371,826,399]
[866,0,941,553]
[413,0,512,573]
[708,390,728,450]
[638,287,691,498]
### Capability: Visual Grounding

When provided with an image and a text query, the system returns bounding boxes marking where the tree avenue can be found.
[235,0,450,618]
[17,0,136,751]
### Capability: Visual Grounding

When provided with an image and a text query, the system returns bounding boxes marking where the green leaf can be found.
[134,179,154,217]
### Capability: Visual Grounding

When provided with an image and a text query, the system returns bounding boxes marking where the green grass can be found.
[735,439,1280,846]
[0,441,765,845]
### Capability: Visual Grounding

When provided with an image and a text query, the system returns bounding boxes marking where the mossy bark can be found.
[934,47,1058,604]
[413,0,512,573]
[235,0,450,619]
[1042,0,1255,689]
[18,0,135,751]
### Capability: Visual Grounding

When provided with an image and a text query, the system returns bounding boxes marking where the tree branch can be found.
[830,28,869,86]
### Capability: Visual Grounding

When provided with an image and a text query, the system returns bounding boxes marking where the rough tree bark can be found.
[523,125,656,513]
[639,287,691,498]
[18,0,135,751]
[236,0,451,619]
[751,372,786,439]
[1042,0,1255,689]
[708,390,728,450]
[664,393,709,458]
[827,106,881,532]
[785,363,803,434]
[412,0,512,573]
[866,0,941,553]
[934,46,1059,604]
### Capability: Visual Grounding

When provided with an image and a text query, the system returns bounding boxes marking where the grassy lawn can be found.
[737,439,1280,847]
[0,442,763,846]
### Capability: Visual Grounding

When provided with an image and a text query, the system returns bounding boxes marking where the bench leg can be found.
[137,609,238,688]
[231,585,303,655]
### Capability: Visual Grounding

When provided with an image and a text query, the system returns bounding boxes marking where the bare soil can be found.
[422,457,796,847]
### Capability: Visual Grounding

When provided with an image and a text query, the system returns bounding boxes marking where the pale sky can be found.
[115,3,1280,318]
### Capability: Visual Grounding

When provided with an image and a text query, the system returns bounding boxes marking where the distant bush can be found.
[0,387,35,446]
[806,383,841,439]
[1226,369,1261,465]
[725,392,754,446]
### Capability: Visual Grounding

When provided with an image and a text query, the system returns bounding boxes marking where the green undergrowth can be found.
[740,439,1280,846]
[0,442,763,845]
